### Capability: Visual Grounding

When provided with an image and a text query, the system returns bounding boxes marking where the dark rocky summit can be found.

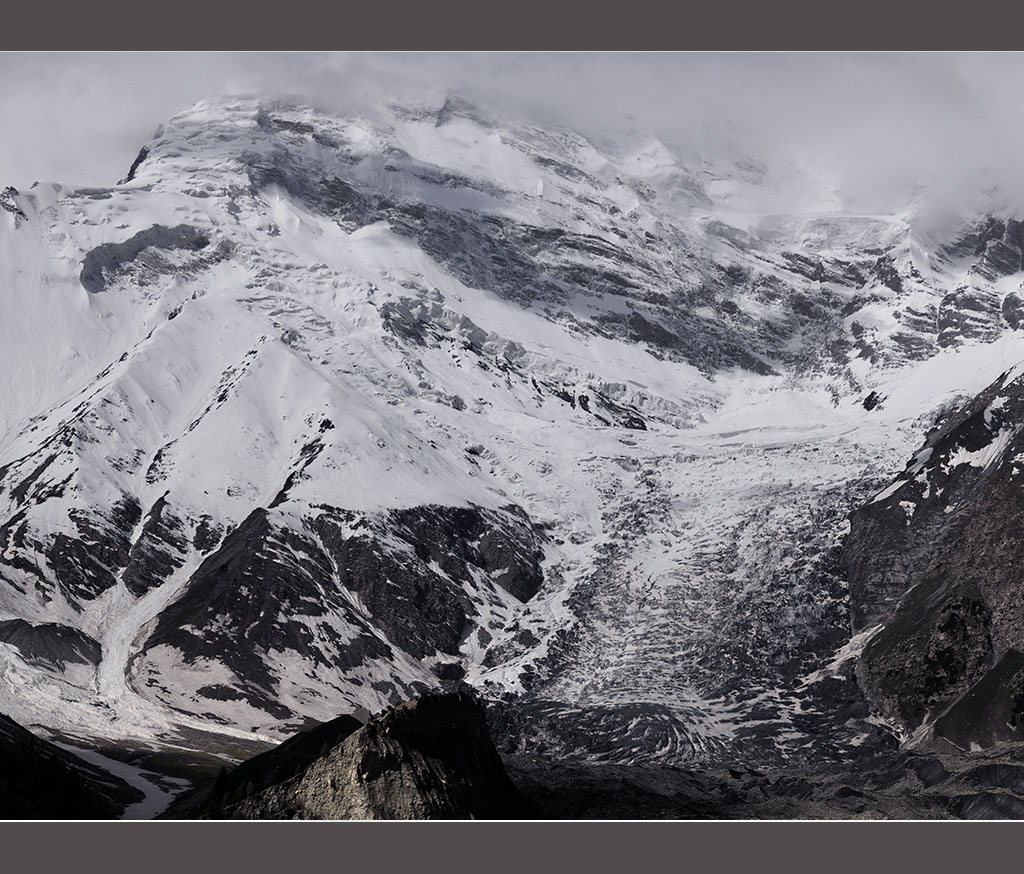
[164,692,531,819]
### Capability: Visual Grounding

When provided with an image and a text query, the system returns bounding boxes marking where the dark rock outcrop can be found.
[135,507,396,720]
[1,186,26,227]
[79,224,211,293]
[937,285,1003,347]
[1004,292,1024,329]
[121,494,189,597]
[846,364,1024,746]
[48,495,142,602]
[0,619,101,670]
[120,146,150,185]
[971,218,1024,280]
[870,254,904,294]
[165,692,531,820]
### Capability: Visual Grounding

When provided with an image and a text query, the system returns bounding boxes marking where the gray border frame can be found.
[2,2,1022,869]
[1,1,1020,50]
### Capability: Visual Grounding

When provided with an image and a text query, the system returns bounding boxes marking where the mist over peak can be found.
[4,53,1024,216]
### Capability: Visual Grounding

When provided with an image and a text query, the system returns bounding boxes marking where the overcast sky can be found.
[2,52,1024,211]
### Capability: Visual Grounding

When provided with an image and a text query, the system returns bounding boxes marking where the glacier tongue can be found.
[3,95,1024,766]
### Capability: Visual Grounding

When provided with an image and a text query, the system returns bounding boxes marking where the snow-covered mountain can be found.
[4,94,1024,769]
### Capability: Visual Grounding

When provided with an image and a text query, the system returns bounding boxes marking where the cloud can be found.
[1,52,1022,213]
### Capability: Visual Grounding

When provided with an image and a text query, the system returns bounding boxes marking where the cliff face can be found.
[846,363,1024,749]
[167,692,530,820]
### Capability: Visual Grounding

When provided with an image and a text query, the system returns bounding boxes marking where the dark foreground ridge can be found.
[162,688,1024,820]
[505,744,1024,819]
[163,691,532,820]
[0,712,143,819]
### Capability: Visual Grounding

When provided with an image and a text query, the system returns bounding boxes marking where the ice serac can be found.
[847,363,1024,749]
[6,94,1024,770]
